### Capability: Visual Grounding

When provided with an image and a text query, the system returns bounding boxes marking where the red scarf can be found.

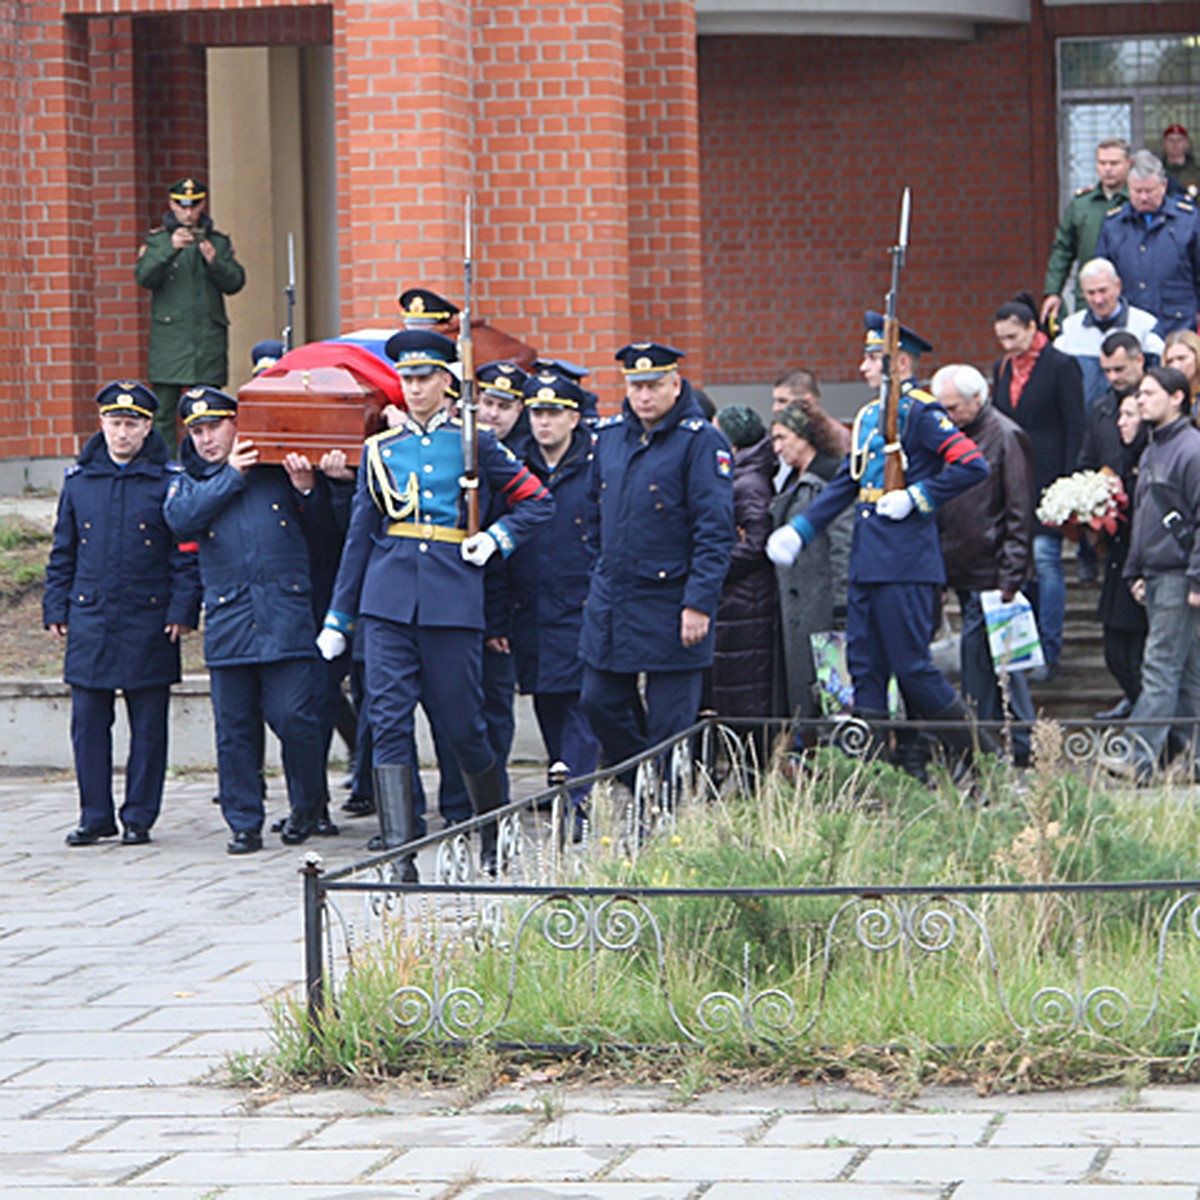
[1006,330,1047,408]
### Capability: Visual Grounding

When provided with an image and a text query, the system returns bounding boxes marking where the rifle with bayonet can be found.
[282,231,296,352]
[459,197,480,536]
[881,188,911,493]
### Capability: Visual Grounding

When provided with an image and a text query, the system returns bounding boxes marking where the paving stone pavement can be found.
[4,768,1200,1198]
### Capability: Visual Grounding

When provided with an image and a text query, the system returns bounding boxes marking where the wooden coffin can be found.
[236,366,388,466]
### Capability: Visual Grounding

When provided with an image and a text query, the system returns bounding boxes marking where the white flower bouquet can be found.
[1035,467,1128,542]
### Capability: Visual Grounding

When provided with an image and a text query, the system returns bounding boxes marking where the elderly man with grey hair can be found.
[934,363,1038,764]
[1054,257,1164,407]
[1095,150,1200,335]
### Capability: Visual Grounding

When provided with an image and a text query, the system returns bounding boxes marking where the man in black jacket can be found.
[934,364,1037,764]
[1123,365,1200,782]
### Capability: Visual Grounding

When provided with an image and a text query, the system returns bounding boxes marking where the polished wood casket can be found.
[236,323,538,465]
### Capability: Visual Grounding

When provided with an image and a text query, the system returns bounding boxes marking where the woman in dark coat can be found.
[991,291,1086,681]
[769,404,852,718]
[708,406,776,718]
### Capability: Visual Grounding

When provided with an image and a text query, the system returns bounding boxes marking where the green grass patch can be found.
[257,734,1200,1095]
[0,517,50,603]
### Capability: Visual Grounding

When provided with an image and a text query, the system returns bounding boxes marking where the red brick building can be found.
[1,0,1197,481]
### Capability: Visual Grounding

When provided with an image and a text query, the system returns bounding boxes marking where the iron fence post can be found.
[301,854,325,1040]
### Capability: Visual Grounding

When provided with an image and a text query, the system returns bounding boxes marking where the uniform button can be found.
[139,522,146,530]
[208,530,215,537]
[145,539,152,546]
[657,570,666,578]
[150,596,157,603]
[422,437,432,446]
[280,520,287,527]
[83,522,91,529]
[655,502,664,511]
[419,542,429,552]
[383,449,392,458]
[272,503,280,510]
[218,595,226,602]
[575,517,582,525]
[424,490,433,499]
[80,537,87,544]
[423,464,433,473]
[649,483,658,491]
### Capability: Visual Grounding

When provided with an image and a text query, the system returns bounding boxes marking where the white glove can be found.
[766,524,804,566]
[461,531,499,567]
[316,628,347,661]
[876,489,915,521]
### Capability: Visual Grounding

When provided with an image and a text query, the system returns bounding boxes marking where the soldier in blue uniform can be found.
[767,314,992,760]
[508,371,600,825]
[163,387,337,854]
[1094,150,1200,335]
[45,382,201,846]
[318,331,553,878]
[579,342,735,774]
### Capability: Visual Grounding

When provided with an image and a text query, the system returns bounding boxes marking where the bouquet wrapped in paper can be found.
[1035,467,1128,542]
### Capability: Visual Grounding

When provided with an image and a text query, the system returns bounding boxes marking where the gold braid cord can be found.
[366,439,420,521]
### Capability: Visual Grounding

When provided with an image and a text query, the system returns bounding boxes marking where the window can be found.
[1057,34,1200,206]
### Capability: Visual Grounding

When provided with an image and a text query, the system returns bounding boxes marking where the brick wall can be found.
[0,1,27,455]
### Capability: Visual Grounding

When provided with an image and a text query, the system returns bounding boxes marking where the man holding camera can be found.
[135,177,245,447]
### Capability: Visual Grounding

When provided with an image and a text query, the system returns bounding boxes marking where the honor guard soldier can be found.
[579,342,735,775]
[163,387,337,854]
[767,314,991,761]
[134,178,246,447]
[509,371,601,826]
[317,331,553,879]
[45,382,201,846]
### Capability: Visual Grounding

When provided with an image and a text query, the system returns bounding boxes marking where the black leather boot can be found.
[463,760,506,876]
[371,764,418,882]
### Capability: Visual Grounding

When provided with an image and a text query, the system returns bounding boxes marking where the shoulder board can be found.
[1176,199,1195,213]
[448,417,463,427]
[166,462,185,473]
[594,414,624,429]
[1075,185,1091,197]
[908,387,935,405]
[64,464,81,478]
[365,424,405,447]
[1106,204,1124,217]
[681,418,706,432]
[148,226,165,235]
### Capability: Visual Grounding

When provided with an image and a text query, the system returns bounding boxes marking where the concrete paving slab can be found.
[0,1115,112,1152]
[2,1189,219,1200]
[761,1112,994,1146]
[46,1084,258,1119]
[373,1146,620,1183]
[706,1187,942,1200]
[10,1055,222,1088]
[304,1112,538,1148]
[1102,1145,1200,1183]
[851,1145,1097,1184]
[0,1029,185,1059]
[613,1145,854,1181]
[0,1086,85,1119]
[456,1187,694,1200]
[472,1084,679,1114]
[992,1109,1200,1145]
[954,1187,1198,1200]
[255,1090,447,1119]
[0,1148,162,1185]
[83,1113,327,1153]
[221,1187,444,1200]
[136,1146,393,1185]
[531,1110,769,1147]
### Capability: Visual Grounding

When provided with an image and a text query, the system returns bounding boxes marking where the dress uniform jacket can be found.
[1094,195,1200,334]
[325,412,553,634]
[579,382,735,673]
[1043,182,1129,306]
[163,442,335,666]
[508,424,598,694]
[789,385,989,583]
[134,218,245,386]
[44,431,201,689]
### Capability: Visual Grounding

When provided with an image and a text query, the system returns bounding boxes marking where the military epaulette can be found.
[364,423,406,447]
[1075,185,1091,196]
[680,418,707,432]
[1106,204,1124,217]
[594,414,624,430]
[166,462,185,473]
[1176,198,1195,213]
[64,464,81,478]
[907,387,936,405]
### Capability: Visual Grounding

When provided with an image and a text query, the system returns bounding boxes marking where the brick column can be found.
[22,7,93,456]
[335,0,472,329]
[474,0,629,401]
[625,0,703,385]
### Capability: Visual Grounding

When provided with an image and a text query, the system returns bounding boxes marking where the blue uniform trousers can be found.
[533,691,599,799]
[580,666,703,770]
[846,582,957,717]
[362,618,493,778]
[209,659,326,834]
[71,685,170,832]
[432,643,514,821]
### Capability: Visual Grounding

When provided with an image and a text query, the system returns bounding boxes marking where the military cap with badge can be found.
[397,288,459,329]
[384,329,458,376]
[615,341,686,379]
[179,386,238,427]
[863,310,933,357]
[477,360,529,399]
[523,370,585,410]
[95,380,159,419]
[168,177,207,206]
